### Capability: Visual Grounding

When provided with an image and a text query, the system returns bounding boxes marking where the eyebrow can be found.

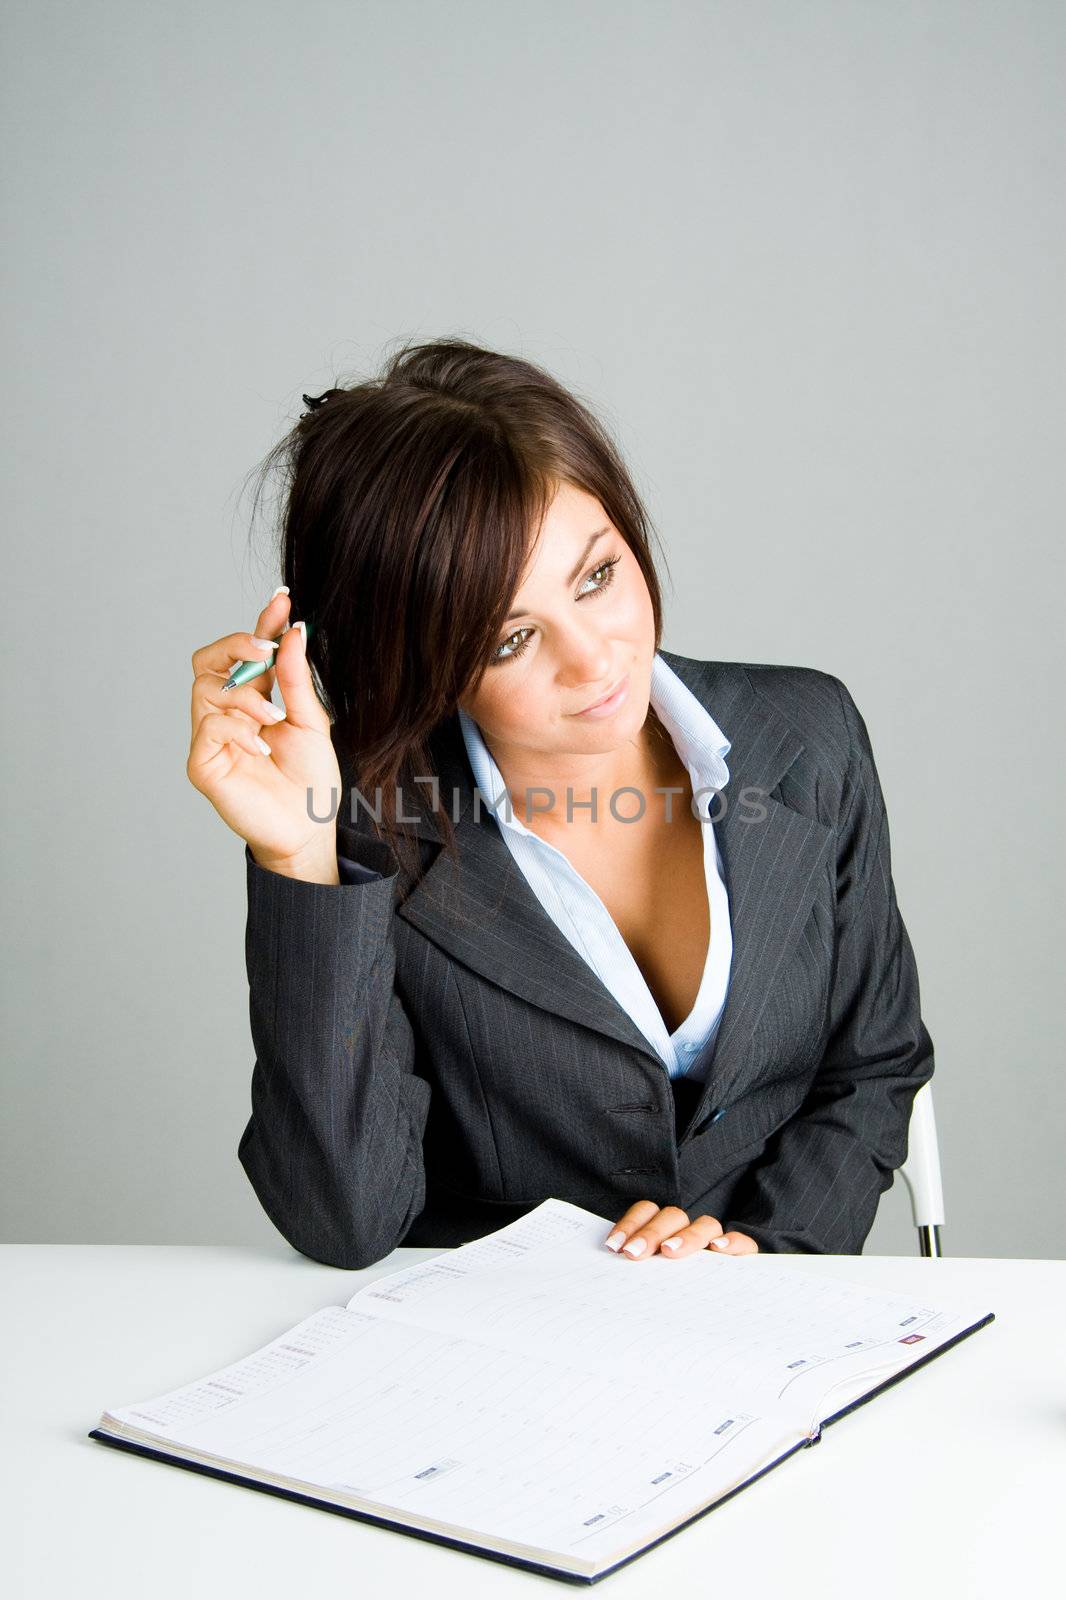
[504,528,611,622]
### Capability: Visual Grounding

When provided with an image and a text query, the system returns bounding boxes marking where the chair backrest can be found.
[898,1082,945,1249]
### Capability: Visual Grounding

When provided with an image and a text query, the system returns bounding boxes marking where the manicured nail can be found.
[252,637,278,651]
[270,585,290,599]
[255,735,272,755]
[661,1238,681,1252]
[262,703,286,721]
[605,1231,625,1252]
[293,620,307,651]
[712,1237,730,1250]
[622,1237,646,1258]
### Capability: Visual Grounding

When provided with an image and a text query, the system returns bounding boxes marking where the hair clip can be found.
[301,389,333,416]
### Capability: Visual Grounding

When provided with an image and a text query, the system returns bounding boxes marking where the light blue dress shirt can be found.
[456,653,734,1082]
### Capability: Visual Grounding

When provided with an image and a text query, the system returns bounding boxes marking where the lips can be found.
[576,673,627,714]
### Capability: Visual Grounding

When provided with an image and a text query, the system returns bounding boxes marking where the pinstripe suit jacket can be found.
[238,652,934,1267]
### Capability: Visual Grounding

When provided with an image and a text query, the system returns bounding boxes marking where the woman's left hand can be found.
[604,1201,759,1258]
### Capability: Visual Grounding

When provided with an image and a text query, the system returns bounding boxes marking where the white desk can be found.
[4,1244,1062,1598]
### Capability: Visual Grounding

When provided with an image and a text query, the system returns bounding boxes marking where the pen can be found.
[220,621,314,693]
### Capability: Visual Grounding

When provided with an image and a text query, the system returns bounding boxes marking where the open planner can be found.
[89,1198,994,1583]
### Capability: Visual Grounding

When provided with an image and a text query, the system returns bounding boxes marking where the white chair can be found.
[898,1082,945,1255]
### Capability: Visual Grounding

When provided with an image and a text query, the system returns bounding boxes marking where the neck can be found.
[489,705,680,831]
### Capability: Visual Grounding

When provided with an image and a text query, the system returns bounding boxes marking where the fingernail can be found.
[712,1237,730,1250]
[252,637,278,651]
[622,1237,646,1258]
[270,585,290,599]
[604,1231,625,1252]
[255,735,272,755]
[293,620,307,651]
[262,703,286,721]
[661,1238,681,1252]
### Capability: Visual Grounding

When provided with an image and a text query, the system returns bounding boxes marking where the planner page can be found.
[344,1199,994,1429]
[101,1297,804,1573]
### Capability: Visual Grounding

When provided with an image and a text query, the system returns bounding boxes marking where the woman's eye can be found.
[491,554,621,666]
[494,627,533,664]
[579,555,620,597]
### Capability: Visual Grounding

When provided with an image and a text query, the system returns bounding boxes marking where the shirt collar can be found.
[457,651,731,838]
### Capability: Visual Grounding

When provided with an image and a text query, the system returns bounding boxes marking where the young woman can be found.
[187,337,933,1269]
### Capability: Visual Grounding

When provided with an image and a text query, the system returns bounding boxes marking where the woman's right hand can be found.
[187,589,342,879]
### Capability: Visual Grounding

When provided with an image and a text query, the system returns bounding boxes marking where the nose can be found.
[555,619,614,691]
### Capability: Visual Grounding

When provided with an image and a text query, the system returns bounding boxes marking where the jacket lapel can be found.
[663,656,835,1136]
[345,653,834,1123]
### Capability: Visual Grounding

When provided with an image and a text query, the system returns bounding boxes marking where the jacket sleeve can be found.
[723,679,935,1254]
[337,853,385,884]
[237,829,431,1270]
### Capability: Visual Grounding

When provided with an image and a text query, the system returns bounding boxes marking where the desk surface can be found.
[4,1243,1063,1599]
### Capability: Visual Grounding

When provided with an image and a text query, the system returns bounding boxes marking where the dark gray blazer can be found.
[238,652,934,1267]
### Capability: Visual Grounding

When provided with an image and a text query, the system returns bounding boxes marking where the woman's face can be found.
[459,481,657,760]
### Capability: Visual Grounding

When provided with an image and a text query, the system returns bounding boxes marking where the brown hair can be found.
[247,336,668,886]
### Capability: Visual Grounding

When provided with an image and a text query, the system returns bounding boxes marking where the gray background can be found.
[3,1,1062,1258]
